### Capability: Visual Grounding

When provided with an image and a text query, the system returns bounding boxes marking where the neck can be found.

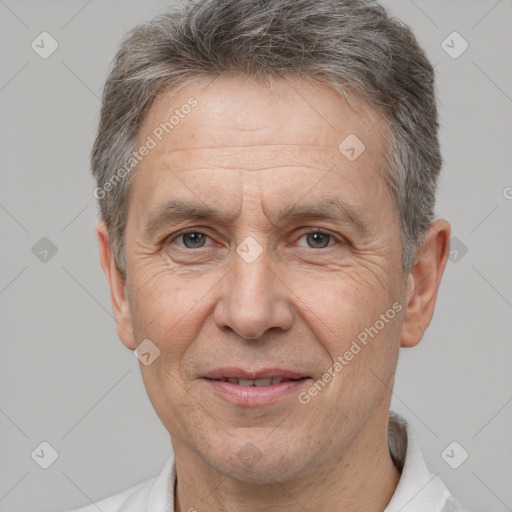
[173,409,401,512]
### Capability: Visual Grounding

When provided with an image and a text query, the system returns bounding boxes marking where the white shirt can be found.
[67,412,466,512]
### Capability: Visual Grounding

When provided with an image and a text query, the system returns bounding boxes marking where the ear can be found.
[97,220,136,350]
[400,219,451,348]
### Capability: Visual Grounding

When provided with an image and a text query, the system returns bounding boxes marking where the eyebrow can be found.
[143,197,370,239]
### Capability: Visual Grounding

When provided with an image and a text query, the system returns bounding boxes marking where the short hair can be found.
[92,0,441,276]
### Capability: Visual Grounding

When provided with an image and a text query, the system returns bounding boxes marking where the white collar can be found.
[384,412,452,511]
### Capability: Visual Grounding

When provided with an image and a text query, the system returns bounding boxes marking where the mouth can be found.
[201,368,311,406]
[206,376,308,386]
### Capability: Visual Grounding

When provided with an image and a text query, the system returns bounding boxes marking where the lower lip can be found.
[203,378,310,406]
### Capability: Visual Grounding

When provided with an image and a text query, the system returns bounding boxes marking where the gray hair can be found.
[92,0,442,276]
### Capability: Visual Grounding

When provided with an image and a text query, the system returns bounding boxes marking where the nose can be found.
[213,245,293,340]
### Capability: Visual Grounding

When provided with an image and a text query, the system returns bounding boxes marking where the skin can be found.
[97,75,450,512]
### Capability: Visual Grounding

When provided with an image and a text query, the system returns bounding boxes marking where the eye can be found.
[298,230,337,249]
[166,228,341,252]
[174,231,211,249]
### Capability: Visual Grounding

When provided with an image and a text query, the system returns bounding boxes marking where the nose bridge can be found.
[214,241,292,339]
[233,245,272,304]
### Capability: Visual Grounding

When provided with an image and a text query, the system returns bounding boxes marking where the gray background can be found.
[0,0,511,511]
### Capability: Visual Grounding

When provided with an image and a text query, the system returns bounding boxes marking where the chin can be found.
[201,435,312,485]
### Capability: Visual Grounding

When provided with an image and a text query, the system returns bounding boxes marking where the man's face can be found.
[118,76,409,481]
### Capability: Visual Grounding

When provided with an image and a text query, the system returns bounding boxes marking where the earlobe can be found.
[96,220,136,350]
[400,219,451,348]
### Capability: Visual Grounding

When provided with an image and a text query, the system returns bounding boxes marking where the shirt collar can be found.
[384,411,451,512]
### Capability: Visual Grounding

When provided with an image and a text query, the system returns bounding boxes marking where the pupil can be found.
[184,233,205,248]
[308,233,329,248]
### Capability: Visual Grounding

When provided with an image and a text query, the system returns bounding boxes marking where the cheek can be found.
[127,262,219,352]
[129,266,216,424]
[285,262,398,337]
[286,264,403,393]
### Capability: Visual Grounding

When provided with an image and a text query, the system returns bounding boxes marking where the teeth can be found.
[254,378,273,386]
[219,377,288,386]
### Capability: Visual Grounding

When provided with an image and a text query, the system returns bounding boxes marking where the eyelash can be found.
[166,228,343,250]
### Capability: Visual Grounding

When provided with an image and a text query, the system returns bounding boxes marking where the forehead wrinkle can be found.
[149,143,336,155]
[148,145,343,175]
[170,165,333,173]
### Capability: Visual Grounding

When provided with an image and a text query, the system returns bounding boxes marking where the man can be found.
[71,0,466,510]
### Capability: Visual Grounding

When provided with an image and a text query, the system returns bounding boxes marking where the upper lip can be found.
[202,367,309,380]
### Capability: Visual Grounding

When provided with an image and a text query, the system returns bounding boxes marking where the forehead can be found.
[130,75,393,223]
[140,75,387,159]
